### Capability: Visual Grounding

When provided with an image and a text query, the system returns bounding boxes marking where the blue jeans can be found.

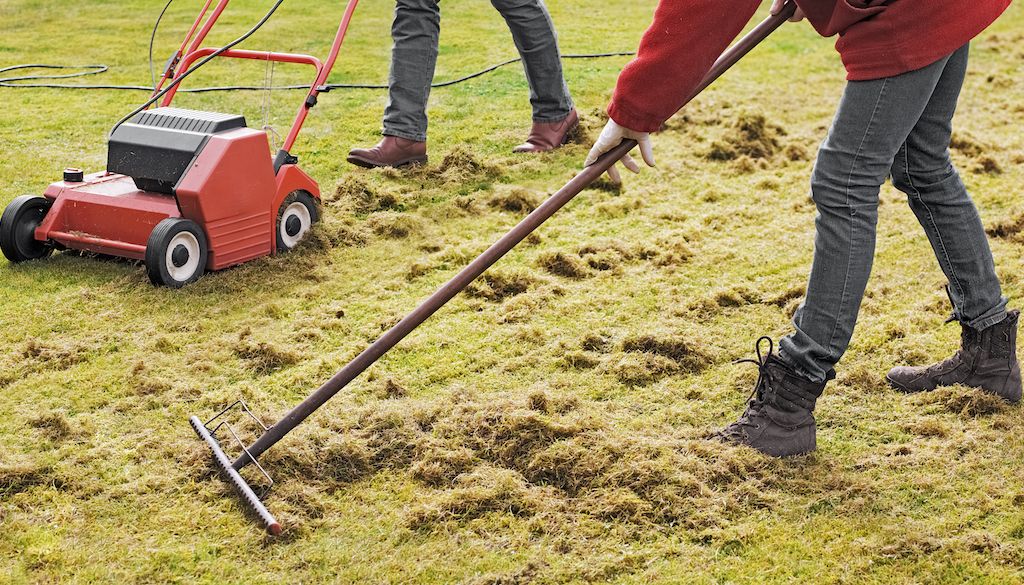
[383,0,574,142]
[780,44,1008,383]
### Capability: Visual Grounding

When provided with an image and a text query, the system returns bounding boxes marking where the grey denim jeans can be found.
[383,0,575,142]
[779,44,1008,383]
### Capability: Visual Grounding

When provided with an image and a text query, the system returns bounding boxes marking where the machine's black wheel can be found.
[0,196,54,263]
[145,218,209,288]
[276,191,320,252]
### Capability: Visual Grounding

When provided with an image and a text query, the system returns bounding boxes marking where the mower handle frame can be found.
[152,0,360,155]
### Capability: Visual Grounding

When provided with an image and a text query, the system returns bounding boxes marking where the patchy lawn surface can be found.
[2,1,1024,583]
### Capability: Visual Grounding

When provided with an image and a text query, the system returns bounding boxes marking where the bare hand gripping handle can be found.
[194,0,799,533]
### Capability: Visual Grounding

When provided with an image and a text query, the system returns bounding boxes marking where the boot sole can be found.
[346,155,427,169]
[886,374,1022,403]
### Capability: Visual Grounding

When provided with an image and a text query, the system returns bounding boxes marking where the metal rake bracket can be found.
[191,400,282,535]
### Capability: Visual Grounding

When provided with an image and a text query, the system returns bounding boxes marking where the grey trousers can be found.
[780,44,1008,383]
[383,0,574,142]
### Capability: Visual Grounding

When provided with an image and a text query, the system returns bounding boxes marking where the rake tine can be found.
[190,416,282,536]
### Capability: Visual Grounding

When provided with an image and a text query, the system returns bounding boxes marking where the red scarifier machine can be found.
[0,0,360,287]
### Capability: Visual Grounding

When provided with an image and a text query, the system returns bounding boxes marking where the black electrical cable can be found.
[3,0,635,94]
[0,52,635,93]
[149,0,177,89]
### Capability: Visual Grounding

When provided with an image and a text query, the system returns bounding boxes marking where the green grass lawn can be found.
[2,1,1024,583]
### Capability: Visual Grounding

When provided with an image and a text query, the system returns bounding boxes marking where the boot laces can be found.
[720,336,775,439]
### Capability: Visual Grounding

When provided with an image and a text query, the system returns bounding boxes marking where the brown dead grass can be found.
[707,113,786,161]
[466,270,541,302]
[0,461,64,497]
[29,412,73,442]
[366,211,425,240]
[621,333,711,374]
[930,386,1008,417]
[536,252,591,280]
[489,187,543,215]
[986,213,1024,241]
[233,341,301,375]
[331,175,402,214]
[252,389,799,534]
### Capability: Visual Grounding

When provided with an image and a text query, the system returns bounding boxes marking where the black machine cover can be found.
[107,108,247,194]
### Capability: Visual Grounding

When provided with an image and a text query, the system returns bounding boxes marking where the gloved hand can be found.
[584,119,656,184]
[770,0,806,21]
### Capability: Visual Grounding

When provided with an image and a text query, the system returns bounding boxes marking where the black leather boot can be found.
[716,337,831,457]
[887,310,1022,403]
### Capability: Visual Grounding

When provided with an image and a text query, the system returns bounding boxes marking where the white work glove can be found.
[770,0,806,21]
[584,119,656,184]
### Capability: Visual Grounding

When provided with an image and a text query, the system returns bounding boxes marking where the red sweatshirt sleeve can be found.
[608,0,763,133]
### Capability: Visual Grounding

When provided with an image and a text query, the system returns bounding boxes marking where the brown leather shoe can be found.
[513,109,579,153]
[347,136,427,169]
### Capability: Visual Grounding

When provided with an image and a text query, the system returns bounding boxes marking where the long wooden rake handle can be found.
[193,1,799,534]
[232,0,799,472]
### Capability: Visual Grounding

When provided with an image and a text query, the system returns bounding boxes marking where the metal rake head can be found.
[190,400,282,535]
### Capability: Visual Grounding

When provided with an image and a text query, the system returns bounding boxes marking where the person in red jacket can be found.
[586,0,1021,457]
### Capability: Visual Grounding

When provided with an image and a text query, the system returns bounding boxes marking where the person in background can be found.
[585,0,1018,457]
[348,0,578,168]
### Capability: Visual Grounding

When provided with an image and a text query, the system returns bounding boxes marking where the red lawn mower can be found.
[0,0,360,287]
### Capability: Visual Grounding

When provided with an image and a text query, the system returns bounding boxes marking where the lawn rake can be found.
[192,1,799,534]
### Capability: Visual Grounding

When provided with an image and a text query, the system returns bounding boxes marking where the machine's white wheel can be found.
[276,192,320,252]
[145,218,209,288]
[165,231,202,282]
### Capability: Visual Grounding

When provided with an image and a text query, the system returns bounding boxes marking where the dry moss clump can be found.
[29,412,73,442]
[332,175,401,214]
[0,461,63,496]
[930,386,1008,417]
[581,333,612,353]
[410,443,477,487]
[366,211,425,240]
[621,333,711,374]
[489,187,542,214]
[301,218,370,251]
[950,133,986,158]
[986,213,1024,241]
[407,466,545,529]
[576,239,653,272]
[652,234,694,267]
[431,147,502,183]
[378,378,408,400]
[465,270,540,302]
[240,389,807,535]
[605,353,680,386]
[712,286,761,308]
[536,252,591,280]
[22,339,90,369]
[765,285,806,307]
[971,156,1002,175]
[707,113,786,161]
[559,351,601,370]
[233,341,300,375]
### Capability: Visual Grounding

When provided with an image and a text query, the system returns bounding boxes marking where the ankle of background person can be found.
[382,129,427,144]
[532,103,575,124]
